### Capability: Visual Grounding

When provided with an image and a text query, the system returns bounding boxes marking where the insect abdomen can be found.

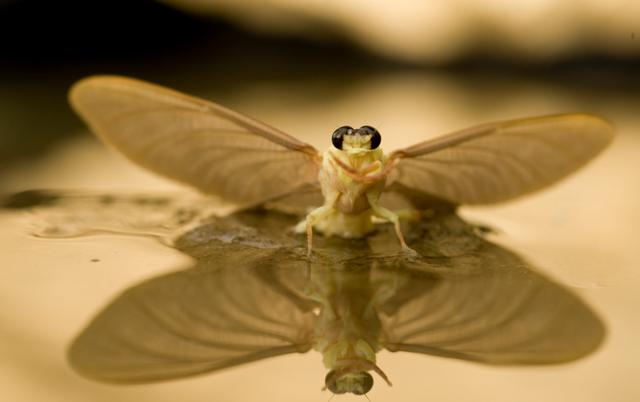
[335,193,370,214]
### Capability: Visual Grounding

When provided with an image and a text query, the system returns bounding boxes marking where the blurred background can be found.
[2,0,640,170]
[0,0,639,401]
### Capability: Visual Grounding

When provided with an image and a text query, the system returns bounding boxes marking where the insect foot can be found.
[400,245,419,257]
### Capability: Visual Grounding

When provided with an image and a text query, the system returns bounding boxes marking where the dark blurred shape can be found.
[0,189,60,209]
[68,210,605,389]
[0,0,372,70]
[0,0,212,63]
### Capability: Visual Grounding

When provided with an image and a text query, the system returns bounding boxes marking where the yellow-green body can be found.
[298,140,413,255]
[311,266,381,365]
[308,267,392,394]
[313,147,386,237]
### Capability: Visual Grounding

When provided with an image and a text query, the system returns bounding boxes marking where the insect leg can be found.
[366,193,417,254]
[300,192,339,256]
[303,204,335,256]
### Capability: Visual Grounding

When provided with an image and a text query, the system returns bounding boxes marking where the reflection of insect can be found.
[70,76,614,255]
[67,212,605,396]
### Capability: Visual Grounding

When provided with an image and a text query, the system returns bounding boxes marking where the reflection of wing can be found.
[376,231,605,364]
[69,76,321,207]
[389,114,613,205]
[68,265,317,383]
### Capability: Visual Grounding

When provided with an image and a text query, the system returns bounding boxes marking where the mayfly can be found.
[69,76,614,254]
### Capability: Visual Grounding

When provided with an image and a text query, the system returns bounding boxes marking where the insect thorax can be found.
[315,148,386,238]
[319,338,377,369]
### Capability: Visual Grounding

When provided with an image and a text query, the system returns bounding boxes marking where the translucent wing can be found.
[68,264,317,383]
[69,76,321,207]
[262,184,324,215]
[389,114,614,205]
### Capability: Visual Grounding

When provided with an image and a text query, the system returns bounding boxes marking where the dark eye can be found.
[359,125,381,149]
[332,126,352,149]
[325,370,346,394]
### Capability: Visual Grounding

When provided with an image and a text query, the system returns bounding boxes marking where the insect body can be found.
[70,76,614,254]
[300,125,414,255]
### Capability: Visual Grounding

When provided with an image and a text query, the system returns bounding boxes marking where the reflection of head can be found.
[323,359,392,395]
[325,370,373,395]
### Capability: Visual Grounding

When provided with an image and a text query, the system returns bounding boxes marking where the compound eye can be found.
[332,126,352,149]
[359,125,381,149]
[325,370,347,394]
